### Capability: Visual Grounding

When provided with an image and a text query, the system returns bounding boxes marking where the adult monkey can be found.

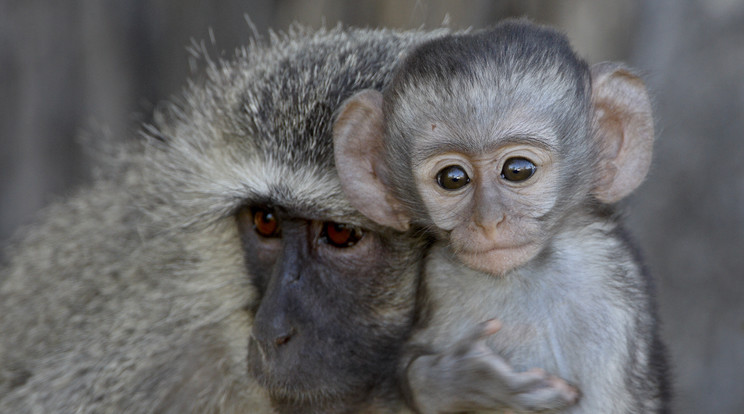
[0,26,439,413]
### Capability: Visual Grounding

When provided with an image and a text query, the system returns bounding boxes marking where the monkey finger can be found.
[480,318,503,336]
[459,319,503,346]
[475,352,518,378]
[449,319,503,358]
[508,376,580,411]
[498,367,555,392]
[508,369,578,401]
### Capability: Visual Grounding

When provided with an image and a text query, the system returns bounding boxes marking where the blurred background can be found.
[1,0,742,412]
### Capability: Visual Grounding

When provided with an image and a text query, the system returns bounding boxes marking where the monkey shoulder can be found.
[0,181,259,412]
[0,184,130,406]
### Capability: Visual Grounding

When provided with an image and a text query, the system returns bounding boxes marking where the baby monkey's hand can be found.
[406,320,580,414]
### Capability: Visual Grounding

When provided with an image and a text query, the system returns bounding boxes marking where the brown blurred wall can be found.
[1,1,742,412]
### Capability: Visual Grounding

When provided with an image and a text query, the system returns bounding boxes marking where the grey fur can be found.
[337,21,670,413]
[383,21,595,235]
[407,215,669,413]
[0,25,445,413]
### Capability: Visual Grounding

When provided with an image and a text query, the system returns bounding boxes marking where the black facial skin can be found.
[236,206,423,413]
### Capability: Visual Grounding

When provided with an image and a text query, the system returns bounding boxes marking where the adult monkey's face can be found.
[239,204,423,412]
[212,27,438,413]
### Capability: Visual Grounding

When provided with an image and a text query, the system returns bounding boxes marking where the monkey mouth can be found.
[455,241,540,276]
[456,241,533,256]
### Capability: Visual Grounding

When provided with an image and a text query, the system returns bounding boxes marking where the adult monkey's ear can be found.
[333,89,410,231]
[590,62,654,203]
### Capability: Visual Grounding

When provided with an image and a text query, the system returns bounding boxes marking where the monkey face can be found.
[412,120,561,276]
[236,205,420,412]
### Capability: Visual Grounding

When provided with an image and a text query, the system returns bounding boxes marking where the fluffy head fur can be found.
[0,25,444,413]
[382,20,596,229]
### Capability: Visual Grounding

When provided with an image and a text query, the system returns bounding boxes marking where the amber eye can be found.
[436,165,470,190]
[253,208,281,238]
[321,222,364,248]
[501,157,536,182]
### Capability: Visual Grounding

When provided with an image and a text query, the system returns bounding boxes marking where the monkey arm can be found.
[400,320,579,414]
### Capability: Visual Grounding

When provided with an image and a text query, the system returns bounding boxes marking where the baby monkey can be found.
[334,21,668,413]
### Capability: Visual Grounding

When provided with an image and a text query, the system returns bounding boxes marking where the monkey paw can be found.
[406,320,580,414]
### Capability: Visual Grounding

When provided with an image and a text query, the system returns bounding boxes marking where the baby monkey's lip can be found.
[457,241,533,256]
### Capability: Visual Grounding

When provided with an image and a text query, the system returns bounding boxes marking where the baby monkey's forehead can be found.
[410,112,559,161]
[397,63,583,116]
[400,82,562,146]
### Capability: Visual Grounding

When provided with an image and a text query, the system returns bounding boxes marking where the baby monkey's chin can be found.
[455,242,541,277]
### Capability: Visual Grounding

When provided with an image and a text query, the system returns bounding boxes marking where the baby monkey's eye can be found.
[501,157,537,182]
[436,165,470,190]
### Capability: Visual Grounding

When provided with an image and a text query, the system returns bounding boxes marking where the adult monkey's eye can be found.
[436,165,470,190]
[321,222,364,248]
[501,157,536,182]
[252,208,281,238]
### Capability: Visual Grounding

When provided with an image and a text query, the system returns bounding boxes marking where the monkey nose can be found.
[252,327,295,353]
[273,328,295,346]
[259,325,295,349]
[252,314,297,350]
[473,213,505,234]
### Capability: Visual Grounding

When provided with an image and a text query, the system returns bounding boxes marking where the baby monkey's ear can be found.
[333,89,410,231]
[590,62,654,203]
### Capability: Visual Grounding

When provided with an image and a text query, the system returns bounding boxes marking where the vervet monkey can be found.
[334,20,670,413]
[0,26,440,413]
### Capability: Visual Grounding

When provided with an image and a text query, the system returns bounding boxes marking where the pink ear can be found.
[591,62,654,203]
[332,89,410,231]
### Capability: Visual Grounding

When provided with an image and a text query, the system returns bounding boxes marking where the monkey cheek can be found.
[456,243,541,276]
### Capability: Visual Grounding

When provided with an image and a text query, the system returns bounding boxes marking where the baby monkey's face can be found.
[412,117,561,276]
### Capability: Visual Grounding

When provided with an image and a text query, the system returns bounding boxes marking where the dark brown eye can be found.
[436,165,470,190]
[253,208,281,238]
[501,157,536,182]
[321,222,364,248]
